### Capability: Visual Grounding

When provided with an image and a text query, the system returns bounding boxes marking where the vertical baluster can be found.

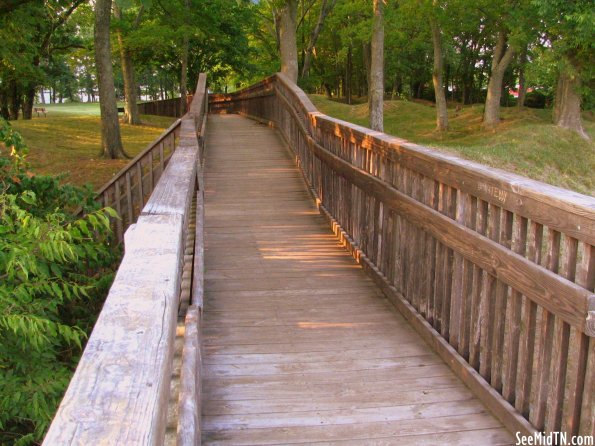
[449,189,467,351]
[568,244,594,437]
[515,220,542,416]
[502,215,528,402]
[440,186,456,338]
[491,209,513,391]
[148,150,154,193]
[479,203,500,381]
[545,234,577,432]
[469,199,488,370]
[125,171,133,225]
[421,178,438,321]
[136,161,145,208]
[529,228,560,430]
[114,180,124,243]
[433,183,447,332]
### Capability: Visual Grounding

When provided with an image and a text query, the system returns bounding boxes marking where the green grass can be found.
[310,95,595,196]
[36,101,106,116]
[12,106,176,190]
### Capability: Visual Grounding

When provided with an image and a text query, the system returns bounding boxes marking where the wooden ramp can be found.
[202,114,513,445]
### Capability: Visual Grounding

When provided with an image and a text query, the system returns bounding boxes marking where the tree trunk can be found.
[114,6,141,125]
[301,0,337,78]
[0,88,9,120]
[483,30,515,129]
[345,44,352,104]
[554,67,588,139]
[179,0,190,114]
[23,86,35,119]
[277,0,298,83]
[8,81,20,120]
[94,0,127,159]
[369,0,384,132]
[180,35,189,113]
[363,42,371,98]
[431,17,448,131]
[517,46,527,108]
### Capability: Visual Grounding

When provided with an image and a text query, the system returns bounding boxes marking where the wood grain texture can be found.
[177,305,202,446]
[209,73,595,439]
[43,214,184,446]
[201,114,512,445]
[305,135,594,335]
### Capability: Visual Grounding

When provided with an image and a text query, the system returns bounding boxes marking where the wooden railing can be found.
[96,119,181,243]
[138,96,193,118]
[210,74,595,438]
[42,74,207,445]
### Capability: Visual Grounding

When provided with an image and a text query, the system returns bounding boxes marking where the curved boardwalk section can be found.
[202,114,513,445]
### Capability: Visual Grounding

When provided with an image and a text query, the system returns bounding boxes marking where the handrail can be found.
[42,73,208,445]
[94,118,182,243]
[209,74,595,438]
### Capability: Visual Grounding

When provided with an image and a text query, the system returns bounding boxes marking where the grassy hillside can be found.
[12,103,175,189]
[309,95,595,196]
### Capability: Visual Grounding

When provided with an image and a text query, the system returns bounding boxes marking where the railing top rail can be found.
[95,117,182,196]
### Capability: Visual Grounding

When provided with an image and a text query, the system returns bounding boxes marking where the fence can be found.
[210,73,595,438]
[138,96,193,118]
[95,118,181,243]
[42,73,208,445]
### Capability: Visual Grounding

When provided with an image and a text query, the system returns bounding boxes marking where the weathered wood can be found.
[43,213,185,445]
[142,125,199,218]
[212,73,595,440]
[44,73,208,446]
[311,187,535,437]
[202,114,512,444]
[95,119,181,197]
[312,115,594,244]
[304,135,594,334]
[193,189,205,308]
[177,305,202,446]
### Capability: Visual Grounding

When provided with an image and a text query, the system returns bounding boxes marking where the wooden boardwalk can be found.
[202,114,514,445]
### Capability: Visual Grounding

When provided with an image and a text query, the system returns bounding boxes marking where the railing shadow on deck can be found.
[42,74,208,446]
[210,73,595,439]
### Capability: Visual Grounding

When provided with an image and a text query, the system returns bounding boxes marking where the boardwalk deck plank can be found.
[202,114,513,445]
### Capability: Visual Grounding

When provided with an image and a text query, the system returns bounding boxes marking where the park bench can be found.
[33,107,46,117]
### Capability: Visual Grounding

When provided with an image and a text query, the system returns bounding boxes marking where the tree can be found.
[429,0,448,131]
[113,3,143,125]
[483,28,516,129]
[534,0,593,139]
[94,0,127,158]
[0,118,117,445]
[179,0,190,114]
[301,0,337,78]
[276,0,299,82]
[369,0,383,131]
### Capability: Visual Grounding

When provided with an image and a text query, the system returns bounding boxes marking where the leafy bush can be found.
[0,118,119,445]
